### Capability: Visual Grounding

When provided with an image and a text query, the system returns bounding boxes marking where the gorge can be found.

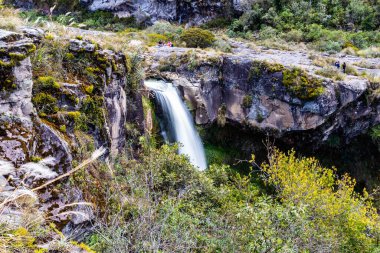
[0,1,380,251]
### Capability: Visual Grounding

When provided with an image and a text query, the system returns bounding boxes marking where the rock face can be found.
[146,46,379,146]
[67,39,144,157]
[0,29,72,170]
[7,0,239,24]
[0,30,145,236]
[81,0,236,24]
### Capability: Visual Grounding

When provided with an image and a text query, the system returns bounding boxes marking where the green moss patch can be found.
[283,67,324,100]
[249,60,284,81]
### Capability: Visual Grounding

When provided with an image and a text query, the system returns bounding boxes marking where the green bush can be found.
[147,33,168,46]
[81,143,380,253]
[180,28,216,48]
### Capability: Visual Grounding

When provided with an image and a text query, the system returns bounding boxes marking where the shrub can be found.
[283,67,324,100]
[315,40,342,53]
[212,38,232,53]
[180,28,216,48]
[261,148,380,252]
[281,29,304,42]
[258,26,278,40]
[147,33,168,46]
[345,64,359,76]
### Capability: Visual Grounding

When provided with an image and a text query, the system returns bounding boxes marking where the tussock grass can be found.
[0,7,25,31]
[315,66,344,81]
[357,47,380,58]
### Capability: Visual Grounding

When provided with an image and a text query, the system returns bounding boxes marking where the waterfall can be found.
[145,79,207,170]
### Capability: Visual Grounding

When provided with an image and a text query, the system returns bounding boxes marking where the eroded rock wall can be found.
[147,47,379,147]
[0,30,72,171]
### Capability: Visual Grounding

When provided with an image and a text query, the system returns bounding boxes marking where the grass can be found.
[0,7,25,31]
[315,66,344,81]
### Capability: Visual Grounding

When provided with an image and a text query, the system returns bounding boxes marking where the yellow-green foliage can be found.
[85,84,94,94]
[261,149,380,252]
[0,59,15,67]
[0,77,16,91]
[180,28,216,48]
[27,44,36,54]
[59,124,67,132]
[283,67,324,100]
[44,33,54,40]
[79,96,105,129]
[36,76,61,90]
[32,92,59,115]
[30,156,42,162]
[9,52,27,61]
[67,111,81,121]
[147,33,168,46]
[64,52,75,60]
[249,60,284,80]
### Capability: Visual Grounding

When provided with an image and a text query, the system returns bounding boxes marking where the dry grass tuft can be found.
[315,66,344,81]
[0,7,25,31]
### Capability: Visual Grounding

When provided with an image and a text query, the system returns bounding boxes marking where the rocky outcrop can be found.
[146,46,379,146]
[0,30,144,237]
[0,29,72,171]
[7,0,239,24]
[66,39,144,157]
[81,0,236,24]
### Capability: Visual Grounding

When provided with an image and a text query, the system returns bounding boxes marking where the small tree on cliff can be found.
[180,28,216,48]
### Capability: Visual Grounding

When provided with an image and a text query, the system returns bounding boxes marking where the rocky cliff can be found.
[0,29,72,171]
[7,0,238,25]
[146,46,379,148]
[81,0,237,24]
[0,29,144,235]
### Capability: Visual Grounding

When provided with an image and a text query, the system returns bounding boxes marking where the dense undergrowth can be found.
[70,140,380,252]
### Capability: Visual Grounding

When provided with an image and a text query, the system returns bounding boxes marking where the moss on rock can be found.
[283,67,324,100]
[249,60,284,81]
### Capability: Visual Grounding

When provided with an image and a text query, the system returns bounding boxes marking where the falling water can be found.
[145,79,207,170]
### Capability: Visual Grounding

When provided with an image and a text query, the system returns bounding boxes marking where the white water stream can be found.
[145,80,207,170]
